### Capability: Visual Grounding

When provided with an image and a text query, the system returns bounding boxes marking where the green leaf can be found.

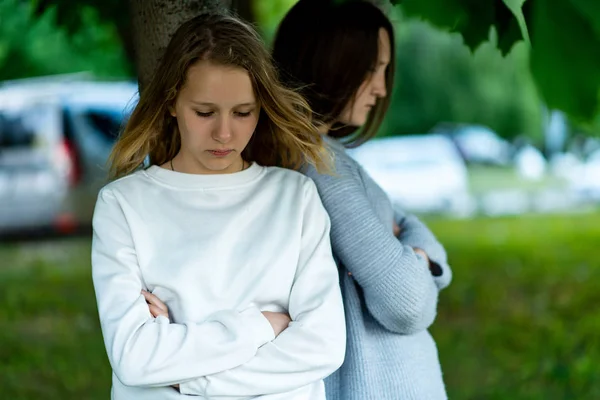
[529,0,600,121]
[494,0,526,55]
[395,0,524,54]
[567,0,600,39]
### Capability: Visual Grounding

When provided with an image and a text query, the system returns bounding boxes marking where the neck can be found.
[171,151,245,175]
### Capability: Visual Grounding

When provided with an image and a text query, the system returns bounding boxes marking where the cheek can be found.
[353,95,369,112]
[338,105,353,125]
[351,102,370,125]
[179,115,211,142]
[174,115,189,140]
[237,116,259,139]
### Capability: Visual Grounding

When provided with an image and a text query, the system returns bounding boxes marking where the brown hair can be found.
[273,0,395,147]
[108,13,330,179]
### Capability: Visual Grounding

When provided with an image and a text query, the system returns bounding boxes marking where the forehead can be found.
[377,28,391,62]
[179,61,255,105]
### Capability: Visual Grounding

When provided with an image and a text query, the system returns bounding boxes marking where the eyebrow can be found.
[190,101,257,107]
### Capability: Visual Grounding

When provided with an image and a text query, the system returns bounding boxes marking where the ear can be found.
[168,104,176,117]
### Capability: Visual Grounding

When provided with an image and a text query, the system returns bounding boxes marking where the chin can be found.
[351,115,368,127]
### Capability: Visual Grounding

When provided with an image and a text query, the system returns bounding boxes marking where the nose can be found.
[212,115,232,143]
[372,71,387,99]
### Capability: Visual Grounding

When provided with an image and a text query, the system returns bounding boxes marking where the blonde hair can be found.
[108,13,331,180]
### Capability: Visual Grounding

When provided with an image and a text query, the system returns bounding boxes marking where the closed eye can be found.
[195,111,213,118]
[234,111,252,117]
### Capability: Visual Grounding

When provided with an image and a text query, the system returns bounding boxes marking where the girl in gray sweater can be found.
[273,1,452,398]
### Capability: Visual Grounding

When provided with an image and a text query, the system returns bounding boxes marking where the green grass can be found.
[0,240,110,400]
[467,165,566,195]
[1,213,600,399]
[427,213,600,400]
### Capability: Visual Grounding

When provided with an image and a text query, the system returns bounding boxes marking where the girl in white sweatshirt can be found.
[91,13,345,400]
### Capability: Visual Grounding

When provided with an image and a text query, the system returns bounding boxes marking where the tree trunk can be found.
[231,0,256,26]
[128,0,233,92]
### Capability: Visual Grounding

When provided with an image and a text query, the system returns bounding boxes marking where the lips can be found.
[208,150,233,156]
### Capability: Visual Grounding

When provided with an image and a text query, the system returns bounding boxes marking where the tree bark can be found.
[128,0,233,92]
[231,0,256,26]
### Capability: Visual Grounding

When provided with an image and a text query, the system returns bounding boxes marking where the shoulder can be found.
[260,166,322,204]
[97,169,148,202]
[300,138,369,200]
[262,165,315,189]
[303,137,360,181]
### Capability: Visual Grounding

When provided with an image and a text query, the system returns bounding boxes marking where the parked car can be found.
[0,79,138,236]
[570,149,600,202]
[432,123,512,166]
[347,134,473,215]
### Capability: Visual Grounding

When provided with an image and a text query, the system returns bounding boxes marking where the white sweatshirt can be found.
[91,163,346,400]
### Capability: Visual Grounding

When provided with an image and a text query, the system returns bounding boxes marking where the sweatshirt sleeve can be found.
[303,154,439,335]
[178,179,346,398]
[394,210,453,291]
[91,188,275,388]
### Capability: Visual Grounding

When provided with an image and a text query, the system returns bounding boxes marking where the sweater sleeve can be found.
[178,179,346,398]
[394,210,453,291]
[304,155,439,335]
[91,188,275,388]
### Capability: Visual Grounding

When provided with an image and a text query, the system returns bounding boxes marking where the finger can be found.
[142,291,167,312]
[142,291,155,305]
[151,297,168,312]
[149,305,169,318]
[149,304,167,318]
[148,304,159,317]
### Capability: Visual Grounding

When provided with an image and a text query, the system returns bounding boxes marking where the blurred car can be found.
[513,144,547,181]
[570,149,600,202]
[0,79,138,235]
[432,123,512,166]
[347,134,473,215]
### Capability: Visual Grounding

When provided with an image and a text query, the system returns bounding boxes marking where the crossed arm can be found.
[91,183,345,398]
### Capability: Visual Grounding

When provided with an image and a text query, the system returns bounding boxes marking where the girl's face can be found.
[171,60,260,174]
[338,28,391,127]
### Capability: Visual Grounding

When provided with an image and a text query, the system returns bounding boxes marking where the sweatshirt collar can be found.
[144,162,264,189]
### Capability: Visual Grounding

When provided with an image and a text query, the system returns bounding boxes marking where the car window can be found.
[0,103,62,150]
[0,113,36,148]
[83,109,125,141]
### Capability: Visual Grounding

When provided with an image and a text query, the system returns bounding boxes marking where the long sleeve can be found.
[304,152,439,335]
[91,188,275,388]
[178,179,346,398]
[394,210,453,291]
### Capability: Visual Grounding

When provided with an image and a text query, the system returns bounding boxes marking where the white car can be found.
[0,78,138,236]
[437,124,512,166]
[347,134,473,215]
[570,149,600,201]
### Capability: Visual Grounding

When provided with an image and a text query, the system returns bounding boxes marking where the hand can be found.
[413,247,430,265]
[393,221,401,237]
[142,290,169,319]
[142,291,178,388]
[261,311,291,337]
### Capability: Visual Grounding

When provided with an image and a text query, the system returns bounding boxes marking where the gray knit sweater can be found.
[302,136,452,400]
